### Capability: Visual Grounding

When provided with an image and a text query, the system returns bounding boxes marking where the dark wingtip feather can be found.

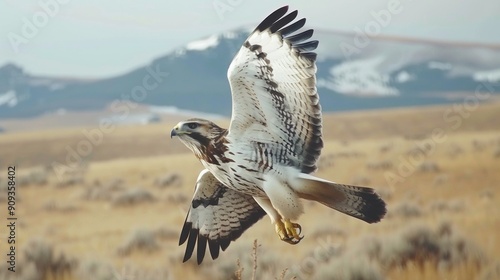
[301,52,317,62]
[179,220,191,245]
[197,235,207,265]
[220,239,231,251]
[255,6,289,32]
[208,240,220,260]
[270,10,298,33]
[286,29,314,44]
[279,18,306,37]
[182,228,198,262]
[294,40,319,52]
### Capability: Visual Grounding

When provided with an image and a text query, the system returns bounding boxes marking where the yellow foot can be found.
[275,219,303,245]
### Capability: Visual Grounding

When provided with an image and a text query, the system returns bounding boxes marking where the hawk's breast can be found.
[200,152,267,197]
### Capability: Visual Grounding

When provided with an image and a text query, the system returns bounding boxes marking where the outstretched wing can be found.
[227,6,323,173]
[179,170,266,264]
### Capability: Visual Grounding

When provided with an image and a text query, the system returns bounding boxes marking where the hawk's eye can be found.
[187,123,198,129]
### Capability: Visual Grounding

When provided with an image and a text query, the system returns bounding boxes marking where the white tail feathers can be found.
[291,173,386,223]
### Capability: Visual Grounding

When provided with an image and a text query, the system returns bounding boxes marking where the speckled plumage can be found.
[172,6,386,264]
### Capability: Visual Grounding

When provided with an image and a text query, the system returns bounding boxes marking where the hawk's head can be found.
[171,118,227,160]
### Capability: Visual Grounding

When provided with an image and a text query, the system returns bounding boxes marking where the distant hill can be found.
[1,29,499,119]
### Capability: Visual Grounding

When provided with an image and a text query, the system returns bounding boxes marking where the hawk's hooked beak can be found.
[170,125,179,138]
[170,124,188,138]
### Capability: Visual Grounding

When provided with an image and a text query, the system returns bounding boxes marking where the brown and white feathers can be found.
[171,6,387,265]
[179,170,265,264]
[226,6,323,174]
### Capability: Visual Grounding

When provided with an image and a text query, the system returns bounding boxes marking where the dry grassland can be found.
[0,102,499,280]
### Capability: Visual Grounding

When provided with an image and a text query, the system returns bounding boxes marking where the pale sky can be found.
[1,0,499,78]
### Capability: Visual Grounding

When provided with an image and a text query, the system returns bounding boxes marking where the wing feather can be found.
[269,10,298,33]
[294,40,319,52]
[280,18,306,37]
[179,170,266,264]
[285,29,314,44]
[254,5,289,32]
[227,6,323,173]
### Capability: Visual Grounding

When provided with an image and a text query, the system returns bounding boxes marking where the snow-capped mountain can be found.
[0,63,95,118]
[1,29,499,119]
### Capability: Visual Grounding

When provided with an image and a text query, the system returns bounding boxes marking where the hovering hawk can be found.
[171,6,386,264]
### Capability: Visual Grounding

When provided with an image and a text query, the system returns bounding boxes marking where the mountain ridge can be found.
[1,28,499,120]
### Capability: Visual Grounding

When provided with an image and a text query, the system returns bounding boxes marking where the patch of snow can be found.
[149,105,225,119]
[428,61,452,70]
[395,71,414,83]
[186,35,219,51]
[473,68,500,83]
[318,56,399,96]
[223,31,237,39]
[0,90,18,107]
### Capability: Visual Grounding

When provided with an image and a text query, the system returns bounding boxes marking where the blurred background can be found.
[0,0,499,279]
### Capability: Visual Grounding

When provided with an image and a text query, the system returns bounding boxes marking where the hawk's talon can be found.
[275,219,304,245]
[282,235,303,245]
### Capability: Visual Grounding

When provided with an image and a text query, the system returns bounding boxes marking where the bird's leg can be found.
[275,219,303,245]
[275,219,287,240]
[253,197,304,244]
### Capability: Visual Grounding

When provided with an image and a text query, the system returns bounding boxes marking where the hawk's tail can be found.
[292,173,386,223]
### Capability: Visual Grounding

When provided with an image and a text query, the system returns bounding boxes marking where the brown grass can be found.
[1,101,500,279]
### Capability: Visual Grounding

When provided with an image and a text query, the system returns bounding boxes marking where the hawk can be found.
[171,6,386,264]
